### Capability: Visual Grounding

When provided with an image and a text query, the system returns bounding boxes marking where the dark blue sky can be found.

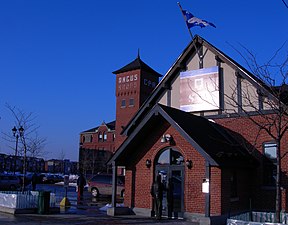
[0,1,287,161]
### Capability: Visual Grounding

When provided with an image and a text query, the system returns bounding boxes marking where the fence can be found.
[228,212,288,225]
[0,191,56,209]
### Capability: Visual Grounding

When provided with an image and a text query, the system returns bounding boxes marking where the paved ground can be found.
[0,184,195,224]
[0,205,194,225]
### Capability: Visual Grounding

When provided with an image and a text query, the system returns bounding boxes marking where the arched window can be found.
[156,148,184,165]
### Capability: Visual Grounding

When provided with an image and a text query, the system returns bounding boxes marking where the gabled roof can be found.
[120,35,278,137]
[108,104,257,168]
[113,55,162,77]
[81,121,115,133]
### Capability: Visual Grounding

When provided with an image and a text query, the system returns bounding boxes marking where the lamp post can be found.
[12,126,24,189]
[12,127,19,174]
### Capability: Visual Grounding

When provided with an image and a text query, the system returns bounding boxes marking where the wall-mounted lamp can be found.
[160,134,174,144]
[146,159,151,168]
[186,159,192,169]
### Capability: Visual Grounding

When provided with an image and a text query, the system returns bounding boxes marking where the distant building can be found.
[45,159,78,174]
[0,153,45,173]
[79,121,116,174]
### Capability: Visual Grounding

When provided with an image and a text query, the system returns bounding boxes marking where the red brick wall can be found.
[215,115,288,212]
[114,69,159,150]
[124,170,133,207]
[123,115,286,216]
[124,125,209,214]
[220,168,254,214]
[210,167,222,215]
[115,69,141,149]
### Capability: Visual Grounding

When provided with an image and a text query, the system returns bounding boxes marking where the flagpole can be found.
[177,2,203,67]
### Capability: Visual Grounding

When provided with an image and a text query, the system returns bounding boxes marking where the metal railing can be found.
[0,191,56,209]
[228,212,288,225]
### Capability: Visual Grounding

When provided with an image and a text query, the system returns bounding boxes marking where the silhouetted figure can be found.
[150,174,164,220]
[167,178,174,219]
[77,172,86,204]
[31,173,37,191]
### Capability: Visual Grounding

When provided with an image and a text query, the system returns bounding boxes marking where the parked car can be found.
[0,174,21,191]
[24,173,46,185]
[42,174,64,184]
[87,174,125,197]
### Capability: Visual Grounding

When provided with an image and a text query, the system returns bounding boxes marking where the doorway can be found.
[154,148,184,218]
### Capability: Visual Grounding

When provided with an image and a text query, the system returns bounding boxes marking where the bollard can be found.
[38,191,50,214]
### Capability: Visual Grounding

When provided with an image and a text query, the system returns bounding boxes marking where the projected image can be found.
[180,66,219,112]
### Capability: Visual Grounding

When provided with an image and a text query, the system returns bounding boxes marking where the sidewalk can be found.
[0,205,195,225]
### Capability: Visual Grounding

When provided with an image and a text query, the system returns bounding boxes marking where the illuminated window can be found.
[98,132,102,142]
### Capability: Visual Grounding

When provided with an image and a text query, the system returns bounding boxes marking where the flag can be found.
[182,9,216,28]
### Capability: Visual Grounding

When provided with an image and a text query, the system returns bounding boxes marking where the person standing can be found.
[31,173,37,191]
[77,172,86,204]
[150,174,164,220]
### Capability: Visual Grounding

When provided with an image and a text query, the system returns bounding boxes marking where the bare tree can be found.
[3,103,47,158]
[59,149,66,173]
[282,0,288,8]
[59,149,65,160]
[2,104,47,191]
[225,44,288,222]
[79,148,92,176]
[185,43,287,221]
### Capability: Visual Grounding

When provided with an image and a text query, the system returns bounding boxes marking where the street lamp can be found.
[12,126,24,189]
[12,126,23,174]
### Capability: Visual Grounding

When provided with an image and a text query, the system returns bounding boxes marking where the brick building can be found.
[107,35,288,224]
[79,55,161,174]
[79,121,116,174]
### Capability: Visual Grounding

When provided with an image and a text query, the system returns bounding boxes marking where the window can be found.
[157,148,184,165]
[103,132,107,141]
[263,142,277,186]
[129,98,134,107]
[121,99,126,108]
[264,143,277,159]
[90,135,93,142]
[98,132,102,142]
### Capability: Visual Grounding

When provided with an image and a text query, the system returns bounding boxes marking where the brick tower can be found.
[113,54,161,150]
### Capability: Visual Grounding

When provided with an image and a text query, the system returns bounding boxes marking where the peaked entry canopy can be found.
[108,104,257,168]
